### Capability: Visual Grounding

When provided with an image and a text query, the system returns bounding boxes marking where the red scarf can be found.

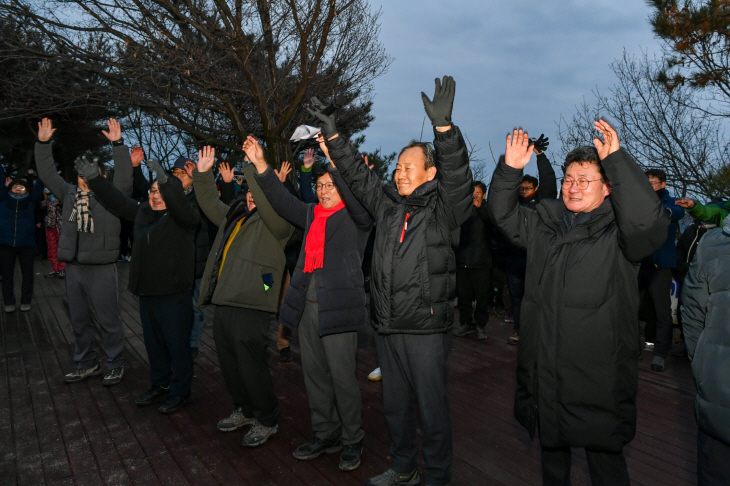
[304,200,345,273]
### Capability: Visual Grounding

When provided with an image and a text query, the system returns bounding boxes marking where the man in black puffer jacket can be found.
[488,121,668,485]
[310,75,473,486]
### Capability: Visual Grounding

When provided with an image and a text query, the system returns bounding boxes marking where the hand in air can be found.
[593,120,620,160]
[37,118,56,142]
[674,198,695,209]
[504,129,534,170]
[421,75,455,128]
[275,161,292,182]
[219,162,234,183]
[242,135,267,168]
[102,118,122,142]
[197,146,216,173]
[130,146,145,167]
[302,148,316,169]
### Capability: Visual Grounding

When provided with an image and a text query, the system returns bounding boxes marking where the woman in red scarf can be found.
[245,135,373,473]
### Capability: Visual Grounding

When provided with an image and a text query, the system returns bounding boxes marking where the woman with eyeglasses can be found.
[75,155,200,414]
[0,168,45,313]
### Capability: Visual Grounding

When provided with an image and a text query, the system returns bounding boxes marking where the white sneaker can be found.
[367,367,382,382]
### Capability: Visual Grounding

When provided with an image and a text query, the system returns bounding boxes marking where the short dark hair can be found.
[311,161,329,184]
[563,146,607,181]
[645,169,666,182]
[398,140,435,170]
[10,178,30,192]
[473,181,487,194]
[521,175,538,188]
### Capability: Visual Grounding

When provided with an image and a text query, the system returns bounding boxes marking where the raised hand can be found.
[146,159,168,184]
[74,155,102,181]
[363,155,374,170]
[37,118,56,142]
[593,119,620,160]
[302,148,316,169]
[242,135,267,170]
[275,161,292,183]
[531,134,549,154]
[197,146,216,173]
[315,134,333,164]
[102,118,122,142]
[130,145,145,167]
[307,97,338,139]
[675,198,696,209]
[421,75,455,128]
[184,161,196,179]
[219,162,234,183]
[504,129,534,170]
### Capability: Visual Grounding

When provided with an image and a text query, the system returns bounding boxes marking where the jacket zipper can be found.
[399,210,411,243]
[13,201,18,246]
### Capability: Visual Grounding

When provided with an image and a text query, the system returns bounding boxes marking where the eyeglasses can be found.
[149,189,161,196]
[315,182,335,192]
[172,169,188,177]
[518,186,535,193]
[12,186,27,192]
[562,178,604,190]
[648,181,663,187]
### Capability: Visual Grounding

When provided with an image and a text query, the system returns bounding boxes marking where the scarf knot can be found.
[303,201,345,273]
[70,188,94,233]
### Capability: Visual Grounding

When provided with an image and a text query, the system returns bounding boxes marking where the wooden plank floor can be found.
[0,258,698,485]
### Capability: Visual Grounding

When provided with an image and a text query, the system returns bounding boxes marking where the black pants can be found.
[376,332,452,486]
[489,266,511,310]
[139,293,193,398]
[639,266,673,358]
[213,305,279,427]
[505,253,526,331]
[456,266,490,328]
[698,429,730,486]
[0,245,34,306]
[541,446,630,486]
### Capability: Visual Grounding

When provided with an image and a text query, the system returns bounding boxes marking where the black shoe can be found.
[135,386,170,406]
[158,395,190,413]
[278,346,293,363]
[339,442,362,471]
[453,325,475,337]
[476,327,488,340]
[191,347,199,364]
[293,437,342,460]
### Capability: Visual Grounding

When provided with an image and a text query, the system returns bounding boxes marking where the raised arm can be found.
[253,166,309,228]
[79,157,139,222]
[535,154,557,200]
[154,171,200,232]
[218,162,236,204]
[680,237,710,360]
[679,199,729,225]
[130,146,151,196]
[192,146,231,226]
[433,126,473,230]
[330,167,373,231]
[34,118,72,199]
[665,196,686,222]
[102,119,133,197]
[299,148,317,204]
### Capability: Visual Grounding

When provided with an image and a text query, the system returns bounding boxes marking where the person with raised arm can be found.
[487,121,669,485]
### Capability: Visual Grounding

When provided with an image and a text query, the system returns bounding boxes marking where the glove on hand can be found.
[421,75,455,127]
[307,96,338,139]
[74,155,101,181]
[531,134,549,153]
[146,159,168,184]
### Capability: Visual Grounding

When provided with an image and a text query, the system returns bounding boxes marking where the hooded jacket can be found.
[0,172,44,247]
[488,148,669,450]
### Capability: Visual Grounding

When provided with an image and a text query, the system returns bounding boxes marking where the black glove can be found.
[307,96,338,139]
[146,159,168,184]
[531,134,549,153]
[74,155,101,181]
[421,75,455,127]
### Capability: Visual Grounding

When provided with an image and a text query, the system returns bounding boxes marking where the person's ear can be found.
[426,166,437,181]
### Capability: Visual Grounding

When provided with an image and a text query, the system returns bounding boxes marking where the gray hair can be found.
[398,140,435,170]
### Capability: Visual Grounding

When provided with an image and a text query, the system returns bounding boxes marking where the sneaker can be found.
[158,395,190,413]
[4,305,15,313]
[191,347,199,364]
[217,408,255,432]
[644,342,654,351]
[45,271,58,278]
[293,437,342,460]
[366,468,420,486]
[278,346,293,363]
[20,304,31,312]
[58,271,66,279]
[671,341,687,357]
[339,442,362,471]
[242,421,278,447]
[508,332,520,345]
[135,386,170,406]
[651,356,665,371]
[63,363,103,383]
[476,327,488,340]
[453,325,475,337]
[367,367,382,382]
[102,366,124,385]
[504,310,514,323]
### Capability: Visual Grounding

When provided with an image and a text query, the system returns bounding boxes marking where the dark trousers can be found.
[456,266,490,329]
[639,266,674,358]
[489,266,511,310]
[139,293,193,398]
[698,429,730,486]
[541,446,630,486]
[376,332,452,486]
[0,245,34,305]
[299,301,363,444]
[213,305,279,427]
[505,253,526,331]
[65,263,125,370]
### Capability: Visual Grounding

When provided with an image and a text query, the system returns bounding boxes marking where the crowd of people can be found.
[0,75,728,486]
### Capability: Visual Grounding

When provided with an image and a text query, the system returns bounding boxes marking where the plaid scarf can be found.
[70,188,94,233]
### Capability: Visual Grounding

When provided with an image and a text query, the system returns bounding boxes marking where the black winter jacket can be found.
[327,126,473,334]
[456,204,492,268]
[488,148,669,450]
[681,214,730,446]
[88,175,199,296]
[254,165,373,336]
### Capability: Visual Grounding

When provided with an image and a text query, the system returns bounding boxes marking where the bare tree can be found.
[556,51,730,199]
[464,133,487,182]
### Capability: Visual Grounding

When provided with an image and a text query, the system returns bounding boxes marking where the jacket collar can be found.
[383,179,438,206]
[537,197,615,243]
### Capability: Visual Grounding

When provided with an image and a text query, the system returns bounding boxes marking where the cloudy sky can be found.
[357,0,663,179]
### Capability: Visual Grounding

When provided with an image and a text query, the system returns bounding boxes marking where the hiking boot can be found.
[45,271,58,278]
[102,366,124,385]
[508,332,520,345]
[366,468,420,486]
[217,408,255,432]
[651,356,665,372]
[242,421,278,447]
[453,325,475,337]
[368,367,382,382]
[339,442,363,471]
[20,304,31,312]
[63,364,102,383]
[278,346,293,363]
[191,347,199,364]
[293,437,342,460]
[158,395,190,414]
[135,386,170,406]
[4,305,15,313]
[476,327,488,340]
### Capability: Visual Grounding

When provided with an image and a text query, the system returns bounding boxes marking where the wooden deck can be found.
[0,258,698,485]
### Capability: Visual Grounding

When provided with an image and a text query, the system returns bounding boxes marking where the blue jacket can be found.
[653,189,685,268]
[0,174,44,248]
